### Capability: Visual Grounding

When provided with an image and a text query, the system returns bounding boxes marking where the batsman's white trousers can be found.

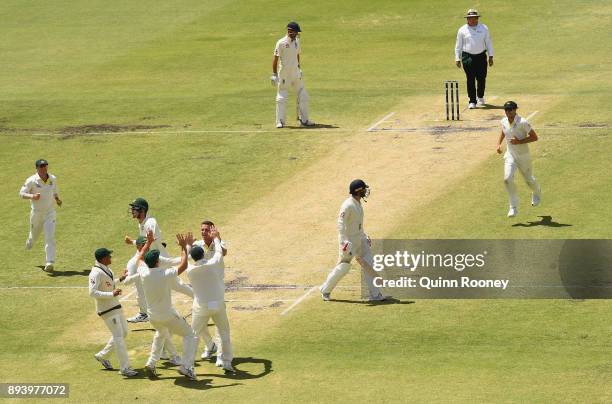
[276,75,309,125]
[504,152,540,208]
[97,310,131,371]
[320,235,381,297]
[27,209,56,263]
[191,302,232,362]
[148,314,197,368]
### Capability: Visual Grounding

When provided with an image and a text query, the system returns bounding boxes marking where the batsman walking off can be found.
[271,21,314,128]
[496,101,542,218]
[320,179,386,302]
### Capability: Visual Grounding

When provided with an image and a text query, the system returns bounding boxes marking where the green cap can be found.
[129,198,149,211]
[35,159,49,168]
[144,249,160,268]
[135,236,147,246]
[503,101,518,110]
[94,248,113,261]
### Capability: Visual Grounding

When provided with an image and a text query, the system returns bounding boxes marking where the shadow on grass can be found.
[37,266,91,277]
[329,298,415,306]
[512,215,573,228]
[479,103,505,110]
[283,123,339,129]
[196,356,273,381]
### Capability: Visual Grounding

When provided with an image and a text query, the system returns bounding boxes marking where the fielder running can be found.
[496,101,542,217]
[320,179,386,302]
[271,21,315,128]
[89,248,138,377]
[187,225,234,372]
[19,159,62,272]
[130,231,198,380]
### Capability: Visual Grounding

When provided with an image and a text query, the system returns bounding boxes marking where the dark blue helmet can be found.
[287,21,301,32]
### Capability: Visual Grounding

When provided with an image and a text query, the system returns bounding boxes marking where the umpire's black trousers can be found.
[462,51,488,104]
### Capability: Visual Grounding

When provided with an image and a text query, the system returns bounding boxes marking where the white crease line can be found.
[27,128,344,137]
[367,112,396,132]
[280,286,318,316]
[526,111,539,121]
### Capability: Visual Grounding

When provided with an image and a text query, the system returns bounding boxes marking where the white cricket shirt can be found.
[274,35,300,78]
[501,115,532,157]
[88,262,121,315]
[19,173,59,212]
[338,196,365,241]
[186,238,225,308]
[140,266,180,320]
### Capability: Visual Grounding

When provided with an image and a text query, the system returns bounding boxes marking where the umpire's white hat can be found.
[465,9,480,18]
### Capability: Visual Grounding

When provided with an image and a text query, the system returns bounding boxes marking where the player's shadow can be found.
[329,298,415,306]
[38,267,91,277]
[196,356,273,381]
[284,123,339,129]
[174,377,242,390]
[479,103,505,110]
[512,215,573,228]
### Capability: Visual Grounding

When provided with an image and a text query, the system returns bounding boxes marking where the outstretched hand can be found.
[176,233,187,249]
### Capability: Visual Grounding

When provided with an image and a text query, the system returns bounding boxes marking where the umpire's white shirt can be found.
[19,173,58,212]
[338,196,365,242]
[186,238,224,309]
[89,262,120,315]
[501,115,532,158]
[274,35,300,78]
[455,23,494,60]
[140,266,180,321]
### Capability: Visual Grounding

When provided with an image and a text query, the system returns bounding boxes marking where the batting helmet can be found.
[349,179,369,196]
[287,21,301,32]
[129,197,149,213]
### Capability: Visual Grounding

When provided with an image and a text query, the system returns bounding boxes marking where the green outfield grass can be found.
[1,0,611,402]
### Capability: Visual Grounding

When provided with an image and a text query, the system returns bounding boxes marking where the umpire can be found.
[454,9,494,109]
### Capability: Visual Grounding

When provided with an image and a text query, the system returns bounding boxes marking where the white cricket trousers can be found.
[27,209,56,263]
[276,75,310,125]
[97,310,131,371]
[148,314,197,368]
[320,235,381,298]
[191,302,232,362]
[504,152,541,208]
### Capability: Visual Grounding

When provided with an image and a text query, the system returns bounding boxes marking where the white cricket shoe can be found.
[43,263,54,272]
[477,97,485,105]
[300,119,316,127]
[145,363,158,377]
[94,354,113,370]
[276,122,284,128]
[221,361,235,373]
[507,207,518,218]
[531,193,541,207]
[201,342,217,360]
[468,103,477,109]
[25,238,33,250]
[169,355,183,366]
[120,368,139,377]
[178,366,198,381]
[127,312,149,323]
[215,357,223,367]
[321,292,331,301]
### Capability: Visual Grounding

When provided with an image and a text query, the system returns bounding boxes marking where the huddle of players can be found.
[88,198,232,380]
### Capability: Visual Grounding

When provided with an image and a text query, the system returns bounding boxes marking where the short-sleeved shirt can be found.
[20,173,58,212]
[140,266,179,320]
[138,215,168,257]
[274,35,300,78]
[501,115,532,157]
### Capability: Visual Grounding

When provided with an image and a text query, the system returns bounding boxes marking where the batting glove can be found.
[270,74,278,86]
